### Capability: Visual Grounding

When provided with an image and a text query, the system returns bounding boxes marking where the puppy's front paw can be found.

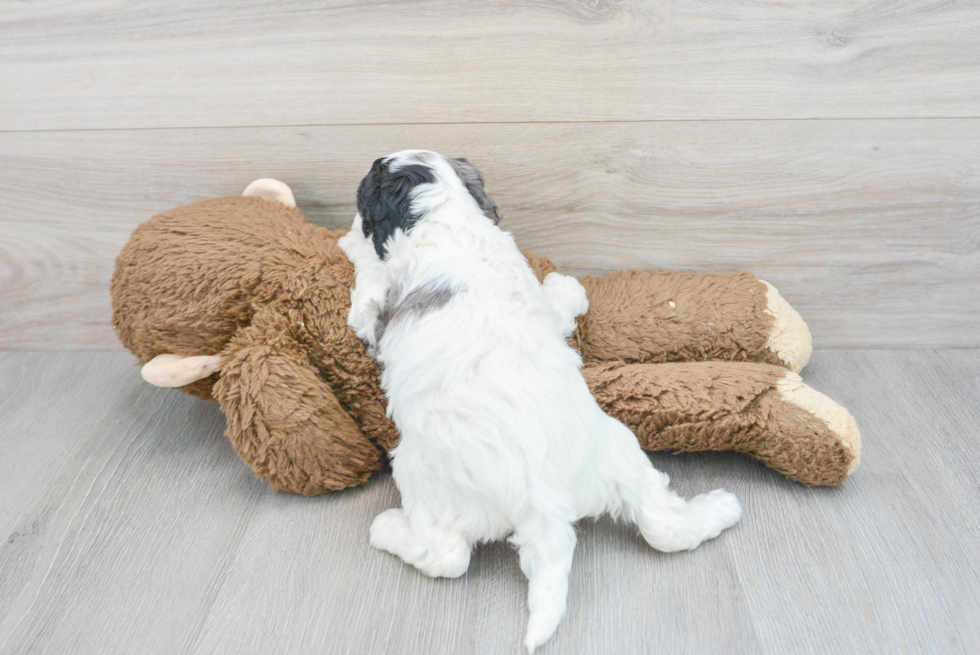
[347,298,379,333]
[338,214,373,261]
[337,231,356,258]
[543,272,589,318]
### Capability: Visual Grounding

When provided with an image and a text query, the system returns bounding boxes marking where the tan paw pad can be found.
[777,372,862,474]
[760,280,812,373]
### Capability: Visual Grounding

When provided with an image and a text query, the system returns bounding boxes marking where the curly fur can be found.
[340,151,742,652]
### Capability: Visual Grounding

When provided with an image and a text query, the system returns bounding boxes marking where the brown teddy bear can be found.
[111,179,860,496]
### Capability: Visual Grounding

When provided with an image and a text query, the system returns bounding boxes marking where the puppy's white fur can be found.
[339,151,741,653]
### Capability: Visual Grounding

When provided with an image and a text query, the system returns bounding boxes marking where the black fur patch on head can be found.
[448,157,501,224]
[356,158,436,258]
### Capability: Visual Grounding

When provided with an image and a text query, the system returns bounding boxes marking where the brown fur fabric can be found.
[112,194,859,493]
[112,197,393,493]
[575,271,783,367]
[585,362,853,486]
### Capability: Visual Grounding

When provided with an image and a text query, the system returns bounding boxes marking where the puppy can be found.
[338,151,741,652]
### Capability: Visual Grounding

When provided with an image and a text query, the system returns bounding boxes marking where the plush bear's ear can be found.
[449,157,500,224]
[243,178,296,207]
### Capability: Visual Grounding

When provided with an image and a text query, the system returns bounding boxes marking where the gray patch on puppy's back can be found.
[375,282,458,344]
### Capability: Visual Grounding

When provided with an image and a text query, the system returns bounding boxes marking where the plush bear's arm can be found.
[520,253,811,372]
[584,360,860,486]
[576,269,812,372]
[213,306,384,496]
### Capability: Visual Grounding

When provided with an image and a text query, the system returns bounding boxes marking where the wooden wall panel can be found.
[1,0,979,130]
[1,119,976,349]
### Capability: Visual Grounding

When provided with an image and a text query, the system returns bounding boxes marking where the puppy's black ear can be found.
[357,157,386,239]
[450,157,501,224]
[357,159,435,258]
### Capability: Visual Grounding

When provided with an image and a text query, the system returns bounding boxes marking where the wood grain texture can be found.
[1,120,977,350]
[1,350,978,654]
[2,0,980,130]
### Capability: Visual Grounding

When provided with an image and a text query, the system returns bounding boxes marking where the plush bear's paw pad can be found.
[759,280,811,373]
[778,373,862,474]
[141,354,220,387]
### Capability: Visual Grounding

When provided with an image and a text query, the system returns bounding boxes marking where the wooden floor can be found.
[1,349,978,654]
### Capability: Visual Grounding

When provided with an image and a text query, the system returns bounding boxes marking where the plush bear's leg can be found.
[574,270,811,372]
[213,309,383,496]
[584,361,860,486]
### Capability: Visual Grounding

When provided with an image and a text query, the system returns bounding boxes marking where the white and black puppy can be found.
[338,151,741,653]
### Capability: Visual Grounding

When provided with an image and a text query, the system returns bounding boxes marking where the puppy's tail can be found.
[634,469,741,553]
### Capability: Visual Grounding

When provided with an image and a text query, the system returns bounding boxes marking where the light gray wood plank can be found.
[188,464,759,655]
[724,350,980,655]
[2,0,980,130]
[1,120,978,350]
[0,351,269,654]
[1,350,979,654]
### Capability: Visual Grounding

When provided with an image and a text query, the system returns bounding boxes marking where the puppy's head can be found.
[356,150,500,258]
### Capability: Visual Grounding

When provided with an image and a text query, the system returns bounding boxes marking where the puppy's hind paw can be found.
[370,509,423,562]
[414,537,471,579]
[688,489,742,541]
[639,487,741,553]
